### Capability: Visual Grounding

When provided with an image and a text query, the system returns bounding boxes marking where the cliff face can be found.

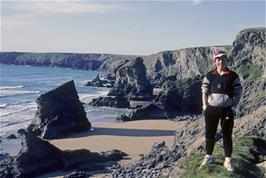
[228,27,266,116]
[0,52,136,71]
[1,27,265,116]
[143,46,231,85]
[229,27,266,74]
[108,57,153,100]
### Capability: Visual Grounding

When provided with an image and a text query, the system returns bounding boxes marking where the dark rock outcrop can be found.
[154,76,202,116]
[14,129,63,177]
[112,142,181,178]
[85,74,114,88]
[0,129,127,178]
[233,105,266,138]
[89,96,129,108]
[6,134,17,139]
[127,104,168,121]
[29,80,91,139]
[144,46,231,87]
[229,27,266,72]
[108,57,153,100]
[228,27,266,116]
[61,149,127,171]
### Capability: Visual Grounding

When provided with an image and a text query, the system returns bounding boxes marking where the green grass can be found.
[255,89,266,102]
[179,137,266,178]
[237,64,263,80]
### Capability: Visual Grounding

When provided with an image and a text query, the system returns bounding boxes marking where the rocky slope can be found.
[112,105,266,178]
[228,27,266,116]
[143,46,231,86]
[0,129,127,178]
[108,57,153,100]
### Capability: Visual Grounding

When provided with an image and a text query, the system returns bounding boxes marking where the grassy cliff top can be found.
[179,137,266,178]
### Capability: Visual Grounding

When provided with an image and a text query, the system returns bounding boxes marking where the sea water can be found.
[0,64,129,155]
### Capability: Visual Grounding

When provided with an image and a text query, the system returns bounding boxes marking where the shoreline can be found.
[50,119,187,166]
[35,119,187,178]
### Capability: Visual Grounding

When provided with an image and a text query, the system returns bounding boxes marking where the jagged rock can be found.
[63,171,93,178]
[228,28,266,116]
[29,80,91,139]
[85,74,114,88]
[233,105,266,138]
[0,129,127,178]
[229,27,266,73]
[13,129,63,178]
[116,114,131,121]
[6,134,17,139]
[108,57,153,100]
[0,157,14,178]
[112,142,180,178]
[153,76,202,116]
[128,104,168,120]
[0,153,10,161]
[89,96,129,108]
[62,149,127,171]
[144,47,231,86]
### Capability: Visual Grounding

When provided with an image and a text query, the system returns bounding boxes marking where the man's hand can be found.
[203,104,207,112]
[230,106,236,116]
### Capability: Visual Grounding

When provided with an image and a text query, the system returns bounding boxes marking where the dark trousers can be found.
[204,106,234,157]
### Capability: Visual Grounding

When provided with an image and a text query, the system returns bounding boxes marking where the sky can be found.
[1,0,265,55]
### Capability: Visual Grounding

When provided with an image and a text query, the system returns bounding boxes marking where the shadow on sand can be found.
[68,127,176,138]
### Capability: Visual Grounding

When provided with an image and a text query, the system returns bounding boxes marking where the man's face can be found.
[215,56,227,70]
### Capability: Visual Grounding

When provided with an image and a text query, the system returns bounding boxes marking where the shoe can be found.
[199,155,214,169]
[224,158,234,172]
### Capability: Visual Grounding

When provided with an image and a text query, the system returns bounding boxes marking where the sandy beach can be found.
[50,119,186,165]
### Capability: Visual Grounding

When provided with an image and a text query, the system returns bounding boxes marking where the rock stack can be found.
[29,80,91,139]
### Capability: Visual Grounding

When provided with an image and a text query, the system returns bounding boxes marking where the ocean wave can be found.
[0,100,34,109]
[0,103,8,108]
[0,90,40,98]
[0,105,37,117]
[3,118,32,127]
[0,85,23,90]
[96,89,109,96]
[0,120,31,139]
[78,93,99,101]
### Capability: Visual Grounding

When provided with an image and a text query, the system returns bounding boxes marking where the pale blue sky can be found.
[1,0,265,55]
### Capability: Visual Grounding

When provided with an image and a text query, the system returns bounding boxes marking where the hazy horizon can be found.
[1,1,265,55]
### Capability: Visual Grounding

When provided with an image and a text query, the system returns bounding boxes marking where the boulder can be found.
[62,149,127,171]
[85,74,114,88]
[13,129,63,178]
[29,80,91,139]
[6,134,17,139]
[108,57,153,100]
[128,104,168,121]
[89,96,130,108]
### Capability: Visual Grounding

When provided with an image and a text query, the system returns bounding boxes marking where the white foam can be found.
[0,103,8,108]
[0,101,37,117]
[0,120,31,138]
[78,93,99,101]
[0,85,23,90]
[0,89,40,98]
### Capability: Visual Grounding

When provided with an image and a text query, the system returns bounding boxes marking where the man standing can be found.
[200,50,242,171]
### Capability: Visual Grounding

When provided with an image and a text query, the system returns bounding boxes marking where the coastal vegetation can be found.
[180,137,266,178]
